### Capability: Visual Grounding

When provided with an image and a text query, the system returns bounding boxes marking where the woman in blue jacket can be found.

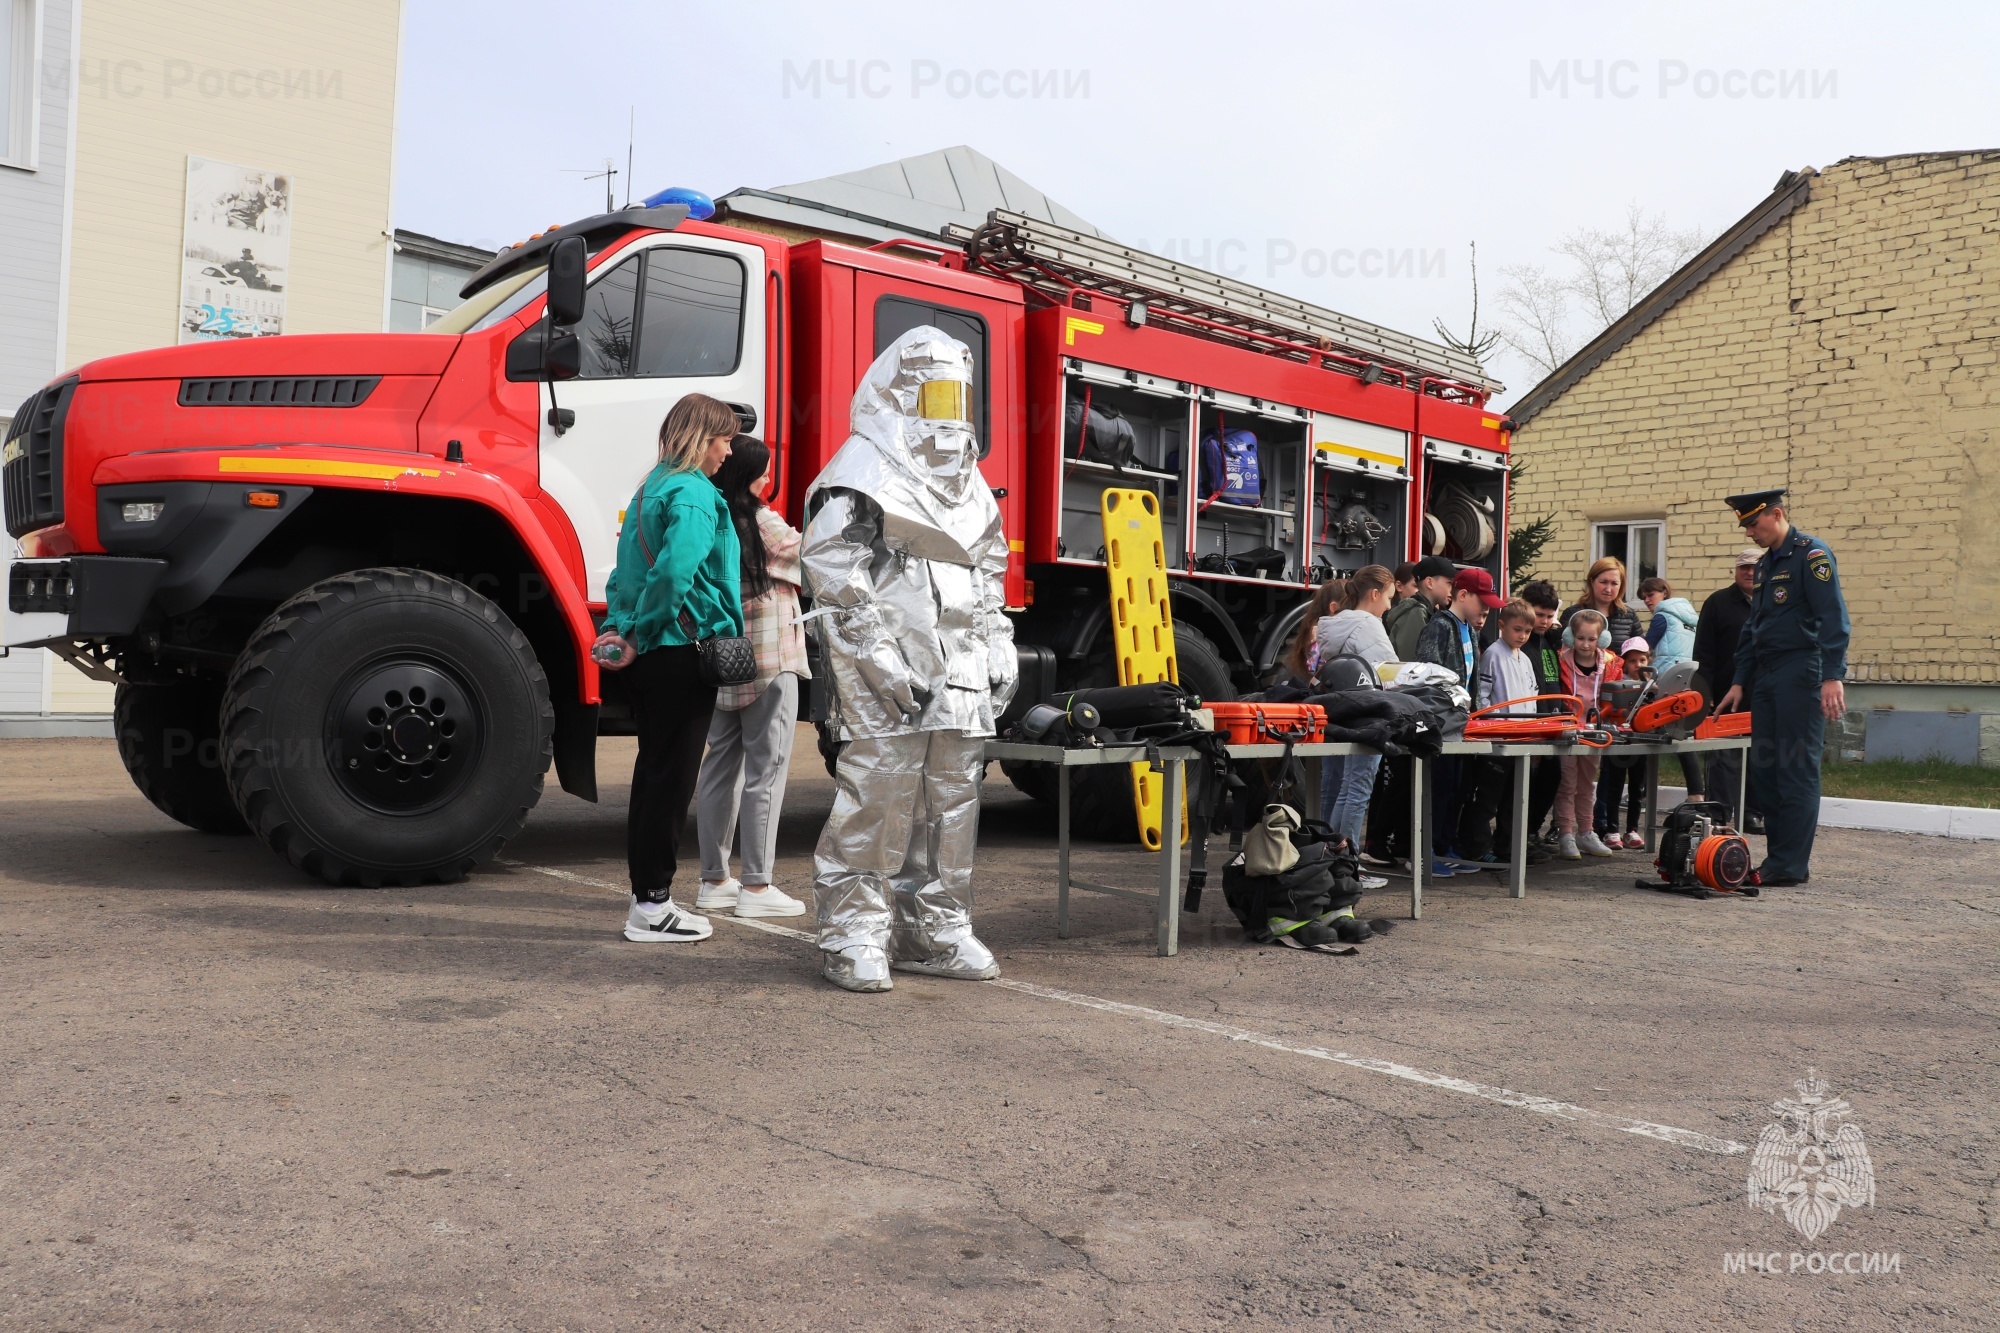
[596,394,745,943]
[1638,575,1705,800]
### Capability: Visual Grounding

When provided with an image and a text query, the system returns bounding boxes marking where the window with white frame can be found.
[1591,520,1665,586]
[1,0,39,170]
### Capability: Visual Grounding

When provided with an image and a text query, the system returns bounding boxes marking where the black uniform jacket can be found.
[1735,530,1851,693]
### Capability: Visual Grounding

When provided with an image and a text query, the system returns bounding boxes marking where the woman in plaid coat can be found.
[693,436,813,919]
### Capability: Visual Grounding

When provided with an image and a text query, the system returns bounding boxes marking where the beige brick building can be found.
[1509,152,2000,732]
[65,0,402,365]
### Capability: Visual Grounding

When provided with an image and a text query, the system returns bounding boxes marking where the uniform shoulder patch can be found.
[1808,548,1833,581]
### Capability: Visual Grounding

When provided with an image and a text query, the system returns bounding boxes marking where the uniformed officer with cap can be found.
[1714,488,1850,886]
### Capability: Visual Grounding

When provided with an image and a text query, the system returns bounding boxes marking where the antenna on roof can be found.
[624,108,635,209]
[562,157,619,213]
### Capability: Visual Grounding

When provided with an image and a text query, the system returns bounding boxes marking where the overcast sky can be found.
[394,0,2000,403]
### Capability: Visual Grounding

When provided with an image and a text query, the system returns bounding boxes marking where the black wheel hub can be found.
[328,660,482,813]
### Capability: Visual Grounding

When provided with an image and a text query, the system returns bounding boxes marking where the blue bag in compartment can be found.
[1199,428,1262,506]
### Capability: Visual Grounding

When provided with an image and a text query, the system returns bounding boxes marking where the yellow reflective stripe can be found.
[218,456,442,480]
[1314,441,1405,467]
[1064,316,1105,345]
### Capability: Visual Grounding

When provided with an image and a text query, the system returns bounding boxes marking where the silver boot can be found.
[822,945,893,993]
[891,934,999,981]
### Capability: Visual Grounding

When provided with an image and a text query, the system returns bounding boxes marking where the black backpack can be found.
[1222,834,1365,939]
[1064,399,1138,469]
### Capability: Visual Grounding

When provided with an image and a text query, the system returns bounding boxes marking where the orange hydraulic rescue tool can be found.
[1630,689,1705,735]
[1461,694,1614,747]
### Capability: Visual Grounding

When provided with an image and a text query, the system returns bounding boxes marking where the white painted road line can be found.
[504,860,1749,1157]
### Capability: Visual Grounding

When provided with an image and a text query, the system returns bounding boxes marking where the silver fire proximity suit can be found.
[801,327,1018,992]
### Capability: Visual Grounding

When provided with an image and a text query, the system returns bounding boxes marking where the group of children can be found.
[1297,553,1689,876]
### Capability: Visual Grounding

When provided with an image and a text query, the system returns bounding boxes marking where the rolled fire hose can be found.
[1428,484,1497,561]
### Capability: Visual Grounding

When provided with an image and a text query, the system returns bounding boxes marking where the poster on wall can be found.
[179,156,292,343]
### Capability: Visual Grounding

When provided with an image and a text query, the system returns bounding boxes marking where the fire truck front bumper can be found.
[4,554,167,647]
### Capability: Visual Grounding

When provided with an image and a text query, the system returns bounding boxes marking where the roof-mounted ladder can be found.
[943,209,1501,399]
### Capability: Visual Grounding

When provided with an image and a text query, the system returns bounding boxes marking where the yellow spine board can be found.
[1100,488,1190,850]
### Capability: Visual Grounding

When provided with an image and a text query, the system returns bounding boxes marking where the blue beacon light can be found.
[642,187,715,220]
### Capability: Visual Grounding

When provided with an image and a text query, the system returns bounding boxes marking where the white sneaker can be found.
[1603,831,1626,849]
[623,897,712,943]
[1558,833,1582,860]
[1359,872,1389,891]
[1578,830,1616,857]
[695,878,742,912]
[735,885,807,918]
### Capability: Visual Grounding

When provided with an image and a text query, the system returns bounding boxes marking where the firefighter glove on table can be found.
[802,327,1017,992]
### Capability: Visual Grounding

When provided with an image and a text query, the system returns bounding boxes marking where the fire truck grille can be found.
[177,376,382,408]
[3,378,76,540]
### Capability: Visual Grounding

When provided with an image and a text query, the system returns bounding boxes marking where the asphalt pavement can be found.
[1,733,1994,1329]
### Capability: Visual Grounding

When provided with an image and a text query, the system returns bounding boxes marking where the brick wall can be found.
[1512,153,2000,685]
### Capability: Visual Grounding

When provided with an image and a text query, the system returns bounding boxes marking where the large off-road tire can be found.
[1001,622,1236,841]
[115,675,249,835]
[221,568,554,887]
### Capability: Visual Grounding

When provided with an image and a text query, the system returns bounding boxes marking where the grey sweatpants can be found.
[695,673,799,887]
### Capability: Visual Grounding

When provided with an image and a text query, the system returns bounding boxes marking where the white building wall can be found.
[1,2,77,728]
[0,650,50,715]
[0,0,74,411]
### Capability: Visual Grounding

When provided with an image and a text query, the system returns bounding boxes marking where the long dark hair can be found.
[1283,577,1347,682]
[713,435,772,600]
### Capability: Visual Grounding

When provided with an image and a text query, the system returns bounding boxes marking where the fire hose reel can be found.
[1424,483,1497,561]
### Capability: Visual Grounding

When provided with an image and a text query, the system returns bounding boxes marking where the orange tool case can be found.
[1207,702,1326,745]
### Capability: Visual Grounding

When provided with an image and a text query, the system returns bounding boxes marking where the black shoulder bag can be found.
[633,489,757,687]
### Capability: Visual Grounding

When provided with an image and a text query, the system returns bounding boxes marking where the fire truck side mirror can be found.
[503,323,581,382]
[544,329,581,382]
[545,235,588,328]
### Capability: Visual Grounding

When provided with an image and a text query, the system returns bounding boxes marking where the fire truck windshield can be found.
[425,265,548,335]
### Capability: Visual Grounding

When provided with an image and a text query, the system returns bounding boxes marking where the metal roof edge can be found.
[715,188,945,244]
[393,229,497,269]
[1507,169,1817,429]
[1829,148,2000,166]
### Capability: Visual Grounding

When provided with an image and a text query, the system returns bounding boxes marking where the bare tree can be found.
[1432,241,1503,364]
[1498,204,1707,377]
[1558,203,1706,328]
[1497,262,1574,376]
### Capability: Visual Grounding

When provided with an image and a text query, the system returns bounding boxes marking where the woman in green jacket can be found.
[596,393,745,943]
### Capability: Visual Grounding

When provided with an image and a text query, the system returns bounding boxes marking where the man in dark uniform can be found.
[1715,489,1851,886]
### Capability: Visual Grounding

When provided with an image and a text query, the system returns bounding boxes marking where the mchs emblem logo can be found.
[1748,1068,1875,1242]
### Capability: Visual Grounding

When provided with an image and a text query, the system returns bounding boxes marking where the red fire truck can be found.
[2,197,1509,883]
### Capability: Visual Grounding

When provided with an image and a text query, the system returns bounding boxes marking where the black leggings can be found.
[626,644,718,902]
[1595,759,1646,834]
